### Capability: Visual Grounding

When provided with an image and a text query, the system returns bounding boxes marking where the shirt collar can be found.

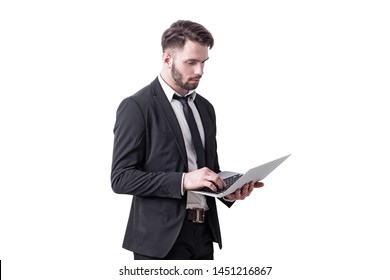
[158,74,197,102]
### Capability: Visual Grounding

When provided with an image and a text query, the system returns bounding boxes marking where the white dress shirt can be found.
[158,75,208,210]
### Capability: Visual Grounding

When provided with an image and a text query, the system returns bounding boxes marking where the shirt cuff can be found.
[180,173,185,196]
[223,196,235,202]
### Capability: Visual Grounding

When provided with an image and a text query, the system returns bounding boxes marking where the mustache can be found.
[189,75,202,80]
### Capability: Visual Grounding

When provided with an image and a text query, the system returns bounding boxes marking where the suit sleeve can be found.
[110,97,183,199]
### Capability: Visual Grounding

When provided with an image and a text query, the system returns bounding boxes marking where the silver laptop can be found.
[192,154,291,198]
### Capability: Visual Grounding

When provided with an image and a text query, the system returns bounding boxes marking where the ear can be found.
[162,52,173,68]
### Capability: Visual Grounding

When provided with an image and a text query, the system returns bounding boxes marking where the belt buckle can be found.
[192,208,205,223]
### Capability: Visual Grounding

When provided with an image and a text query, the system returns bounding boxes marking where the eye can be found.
[187,61,196,65]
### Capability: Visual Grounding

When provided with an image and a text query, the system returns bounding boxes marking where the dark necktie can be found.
[173,94,206,168]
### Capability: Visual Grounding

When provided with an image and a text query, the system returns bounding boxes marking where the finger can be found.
[208,173,225,189]
[234,188,242,200]
[217,176,226,189]
[247,181,255,193]
[247,185,254,196]
[215,173,226,188]
[203,181,217,192]
[219,176,226,188]
[240,184,250,197]
[254,181,264,188]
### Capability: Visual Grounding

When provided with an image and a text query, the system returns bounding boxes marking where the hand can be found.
[183,167,226,192]
[224,181,264,201]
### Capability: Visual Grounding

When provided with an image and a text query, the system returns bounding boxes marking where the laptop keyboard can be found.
[199,174,243,194]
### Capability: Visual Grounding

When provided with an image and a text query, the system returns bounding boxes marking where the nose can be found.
[194,63,204,76]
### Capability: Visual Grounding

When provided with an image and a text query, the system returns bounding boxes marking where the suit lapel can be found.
[151,79,189,170]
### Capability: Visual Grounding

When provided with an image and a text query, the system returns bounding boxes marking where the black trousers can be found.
[134,218,214,260]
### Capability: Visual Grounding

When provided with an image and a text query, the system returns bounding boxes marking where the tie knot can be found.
[172,94,191,104]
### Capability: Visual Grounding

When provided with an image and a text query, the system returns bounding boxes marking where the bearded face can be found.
[171,61,201,91]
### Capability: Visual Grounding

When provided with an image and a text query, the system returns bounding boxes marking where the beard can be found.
[171,62,200,91]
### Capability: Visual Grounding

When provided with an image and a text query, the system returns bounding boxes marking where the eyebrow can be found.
[186,57,210,63]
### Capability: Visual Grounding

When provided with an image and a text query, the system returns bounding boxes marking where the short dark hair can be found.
[161,20,214,52]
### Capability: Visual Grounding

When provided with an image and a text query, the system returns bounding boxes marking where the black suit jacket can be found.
[111,78,233,258]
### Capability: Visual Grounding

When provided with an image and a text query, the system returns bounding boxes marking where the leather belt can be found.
[187,208,206,223]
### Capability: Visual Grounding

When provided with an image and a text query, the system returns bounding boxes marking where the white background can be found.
[1,0,389,279]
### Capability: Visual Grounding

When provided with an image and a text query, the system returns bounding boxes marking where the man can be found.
[111,20,263,260]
